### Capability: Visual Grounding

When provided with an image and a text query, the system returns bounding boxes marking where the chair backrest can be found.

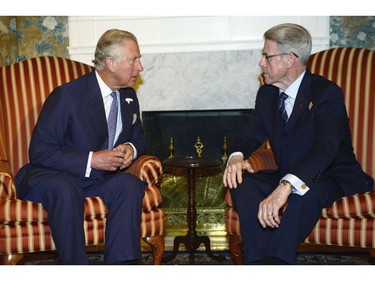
[0,56,94,175]
[307,47,375,178]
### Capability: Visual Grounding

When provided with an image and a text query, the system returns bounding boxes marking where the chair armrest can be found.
[247,148,277,172]
[125,155,163,185]
[126,155,164,210]
[0,160,17,200]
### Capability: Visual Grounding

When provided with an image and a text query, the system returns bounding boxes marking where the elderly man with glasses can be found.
[223,23,373,265]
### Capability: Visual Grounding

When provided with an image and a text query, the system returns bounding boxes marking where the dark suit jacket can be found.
[15,71,147,198]
[229,70,373,196]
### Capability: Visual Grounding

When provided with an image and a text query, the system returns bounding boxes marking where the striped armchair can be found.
[225,47,375,264]
[0,56,166,265]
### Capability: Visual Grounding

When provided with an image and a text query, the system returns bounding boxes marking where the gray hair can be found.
[92,29,138,70]
[264,23,312,65]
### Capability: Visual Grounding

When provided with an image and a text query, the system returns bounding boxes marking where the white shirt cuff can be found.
[281,173,310,196]
[125,142,137,159]
[226,152,244,167]
[85,151,93,178]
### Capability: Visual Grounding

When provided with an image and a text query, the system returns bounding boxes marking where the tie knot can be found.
[111,92,117,99]
[278,92,288,109]
[280,92,288,101]
[278,92,289,124]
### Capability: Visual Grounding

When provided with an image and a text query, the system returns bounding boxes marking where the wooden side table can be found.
[162,156,226,264]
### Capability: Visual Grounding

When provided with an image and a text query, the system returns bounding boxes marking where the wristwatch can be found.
[280,180,295,192]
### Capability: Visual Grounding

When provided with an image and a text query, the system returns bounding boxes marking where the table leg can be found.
[162,165,226,264]
[195,235,226,262]
[187,167,196,264]
[162,235,188,263]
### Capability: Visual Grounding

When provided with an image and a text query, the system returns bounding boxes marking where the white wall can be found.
[68,16,329,62]
[68,16,330,111]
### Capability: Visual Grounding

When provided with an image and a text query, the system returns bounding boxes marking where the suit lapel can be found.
[120,90,133,128]
[285,71,313,129]
[116,89,135,144]
[272,91,282,134]
[84,72,108,147]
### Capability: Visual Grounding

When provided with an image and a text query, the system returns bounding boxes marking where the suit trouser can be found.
[23,171,146,264]
[229,171,344,264]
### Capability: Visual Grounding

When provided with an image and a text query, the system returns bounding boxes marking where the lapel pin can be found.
[308,101,313,110]
[125,98,133,104]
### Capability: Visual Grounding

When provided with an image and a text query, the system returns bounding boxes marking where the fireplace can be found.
[142,109,253,250]
[142,109,253,161]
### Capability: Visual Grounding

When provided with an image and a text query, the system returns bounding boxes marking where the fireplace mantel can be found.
[68,16,330,111]
[68,16,329,60]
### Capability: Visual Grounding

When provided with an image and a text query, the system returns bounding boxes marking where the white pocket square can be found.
[125,98,133,104]
[132,113,137,125]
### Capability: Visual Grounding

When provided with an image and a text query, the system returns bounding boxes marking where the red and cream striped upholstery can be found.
[0,56,166,264]
[225,47,375,264]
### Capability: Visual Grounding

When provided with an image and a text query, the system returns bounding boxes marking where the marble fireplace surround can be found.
[136,49,262,112]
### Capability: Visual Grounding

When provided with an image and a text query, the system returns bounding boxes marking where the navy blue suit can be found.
[15,71,148,264]
[229,70,373,264]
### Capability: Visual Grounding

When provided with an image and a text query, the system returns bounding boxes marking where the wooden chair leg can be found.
[228,234,244,265]
[1,254,24,265]
[143,235,164,265]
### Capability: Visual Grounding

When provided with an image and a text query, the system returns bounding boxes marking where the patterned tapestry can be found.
[0,16,374,67]
[0,16,68,66]
[330,16,375,50]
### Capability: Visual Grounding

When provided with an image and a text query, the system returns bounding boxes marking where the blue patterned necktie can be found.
[278,92,288,125]
[107,92,118,150]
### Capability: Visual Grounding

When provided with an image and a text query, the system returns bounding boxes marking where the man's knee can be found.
[105,173,146,202]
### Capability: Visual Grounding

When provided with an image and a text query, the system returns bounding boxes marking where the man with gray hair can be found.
[223,23,373,264]
[15,29,147,264]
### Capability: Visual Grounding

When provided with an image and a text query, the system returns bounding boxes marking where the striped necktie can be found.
[278,92,288,124]
[107,92,118,150]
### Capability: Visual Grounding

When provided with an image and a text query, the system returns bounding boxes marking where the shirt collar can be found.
[280,70,306,100]
[95,71,113,98]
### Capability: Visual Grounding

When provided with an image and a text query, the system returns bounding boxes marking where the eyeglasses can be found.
[261,52,299,62]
